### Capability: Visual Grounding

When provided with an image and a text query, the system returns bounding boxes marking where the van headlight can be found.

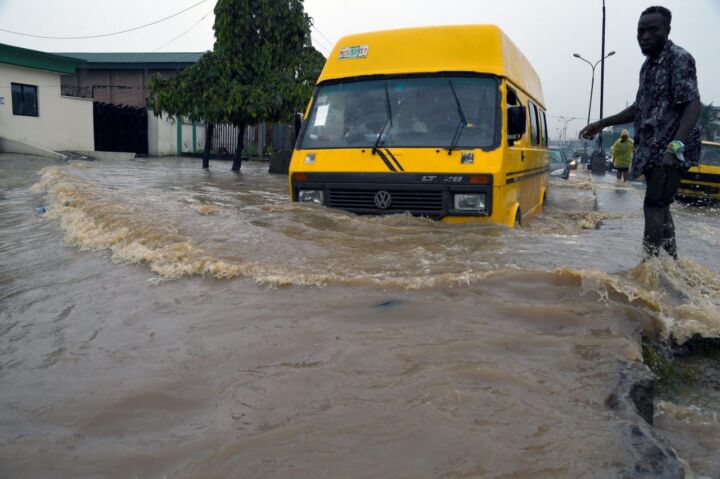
[454,193,486,211]
[298,189,324,205]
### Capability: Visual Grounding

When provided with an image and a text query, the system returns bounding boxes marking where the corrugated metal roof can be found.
[0,42,84,74]
[55,52,204,69]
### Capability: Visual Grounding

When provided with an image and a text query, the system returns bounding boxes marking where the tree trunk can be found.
[231,123,245,172]
[203,123,214,169]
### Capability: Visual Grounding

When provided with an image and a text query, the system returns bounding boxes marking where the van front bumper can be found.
[291,172,493,218]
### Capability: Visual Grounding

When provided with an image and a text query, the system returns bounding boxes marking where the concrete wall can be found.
[0,63,94,153]
[147,109,205,156]
[61,68,181,108]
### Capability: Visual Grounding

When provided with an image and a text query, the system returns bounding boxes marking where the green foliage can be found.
[148,53,226,123]
[699,102,718,140]
[245,143,258,157]
[149,0,325,128]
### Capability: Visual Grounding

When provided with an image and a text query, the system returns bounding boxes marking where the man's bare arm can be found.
[674,99,701,144]
[579,105,636,139]
[661,99,701,167]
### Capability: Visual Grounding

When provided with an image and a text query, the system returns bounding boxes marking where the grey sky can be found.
[1,0,718,138]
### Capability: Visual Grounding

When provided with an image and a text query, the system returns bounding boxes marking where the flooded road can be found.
[1,154,719,478]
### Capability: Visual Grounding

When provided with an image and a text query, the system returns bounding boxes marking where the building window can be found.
[11,83,39,117]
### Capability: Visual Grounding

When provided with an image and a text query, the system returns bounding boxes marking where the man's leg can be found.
[662,206,677,259]
[643,167,665,258]
[617,168,622,180]
[660,167,684,259]
[623,170,629,182]
[644,206,665,257]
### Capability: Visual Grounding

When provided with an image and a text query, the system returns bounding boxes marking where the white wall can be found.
[147,109,206,156]
[0,63,94,153]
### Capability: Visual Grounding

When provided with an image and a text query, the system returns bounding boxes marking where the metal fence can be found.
[211,123,294,156]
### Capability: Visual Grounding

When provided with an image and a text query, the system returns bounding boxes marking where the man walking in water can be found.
[579,6,701,259]
[612,129,634,182]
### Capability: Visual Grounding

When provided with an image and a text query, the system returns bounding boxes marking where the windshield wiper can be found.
[448,80,468,154]
[372,82,393,155]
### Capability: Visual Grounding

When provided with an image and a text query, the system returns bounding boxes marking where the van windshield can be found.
[700,144,720,167]
[300,75,500,150]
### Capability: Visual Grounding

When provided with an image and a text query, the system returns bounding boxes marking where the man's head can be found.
[638,6,671,57]
[621,129,629,140]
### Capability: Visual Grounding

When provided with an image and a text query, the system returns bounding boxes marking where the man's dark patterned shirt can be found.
[630,40,701,179]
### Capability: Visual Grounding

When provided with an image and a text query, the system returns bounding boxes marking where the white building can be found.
[0,43,94,157]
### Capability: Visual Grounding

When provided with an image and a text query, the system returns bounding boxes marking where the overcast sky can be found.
[1,0,718,138]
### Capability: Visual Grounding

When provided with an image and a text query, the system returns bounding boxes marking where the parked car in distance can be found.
[558,148,578,170]
[549,147,571,179]
[549,147,566,170]
[677,141,720,202]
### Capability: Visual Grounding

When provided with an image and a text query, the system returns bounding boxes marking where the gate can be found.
[212,123,240,155]
[93,102,148,154]
[211,123,292,156]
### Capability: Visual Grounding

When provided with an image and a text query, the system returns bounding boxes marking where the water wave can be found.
[33,165,720,341]
[555,261,720,342]
[32,166,495,289]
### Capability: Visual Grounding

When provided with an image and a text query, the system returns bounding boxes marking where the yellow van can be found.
[677,141,720,201]
[289,25,549,227]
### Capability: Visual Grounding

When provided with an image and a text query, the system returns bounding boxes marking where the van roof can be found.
[318,25,544,106]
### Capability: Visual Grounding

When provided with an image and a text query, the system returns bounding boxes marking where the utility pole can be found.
[599,0,607,152]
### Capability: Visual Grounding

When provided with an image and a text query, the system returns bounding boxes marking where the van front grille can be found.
[327,188,445,215]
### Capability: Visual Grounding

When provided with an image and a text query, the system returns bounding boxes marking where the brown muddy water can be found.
[1,154,719,478]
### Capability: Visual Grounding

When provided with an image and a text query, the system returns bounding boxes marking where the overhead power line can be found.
[311,24,334,51]
[311,35,331,56]
[135,10,213,62]
[0,0,211,40]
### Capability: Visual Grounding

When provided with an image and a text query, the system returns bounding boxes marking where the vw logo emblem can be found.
[374,190,392,209]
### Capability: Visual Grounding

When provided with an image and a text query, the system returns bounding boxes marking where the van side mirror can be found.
[507,105,527,141]
[293,112,304,141]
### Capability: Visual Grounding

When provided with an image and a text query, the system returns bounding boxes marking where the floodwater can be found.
[1,154,719,478]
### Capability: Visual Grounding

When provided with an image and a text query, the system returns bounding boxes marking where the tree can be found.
[149,0,324,171]
[213,0,321,171]
[149,53,226,168]
[699,102,718,141]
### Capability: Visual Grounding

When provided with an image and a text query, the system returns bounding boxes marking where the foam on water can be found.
[33,165,720,340]
[554,260,720,342]
[32,166,498,289]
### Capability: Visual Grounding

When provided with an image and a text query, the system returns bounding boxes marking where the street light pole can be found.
[573,51,615,128]
[599,0,607,152]
[558,116,579,145]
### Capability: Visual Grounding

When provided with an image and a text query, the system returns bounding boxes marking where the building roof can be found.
[0,42,84,74]
[56,52,204,70]
[319,25,544,106]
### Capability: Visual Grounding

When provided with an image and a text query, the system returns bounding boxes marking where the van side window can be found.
[541,110,549,146]
[528,102,539,146]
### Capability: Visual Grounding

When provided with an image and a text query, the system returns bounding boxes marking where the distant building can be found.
[0,42,94,156]
[57,52,203,107]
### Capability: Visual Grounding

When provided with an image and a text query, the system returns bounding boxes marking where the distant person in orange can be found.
[612,129,634,181]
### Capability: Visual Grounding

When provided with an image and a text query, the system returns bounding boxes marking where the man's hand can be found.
[662,151,680,168]
[579,121,603,139]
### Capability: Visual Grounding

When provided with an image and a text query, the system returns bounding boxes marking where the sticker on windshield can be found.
[314,104,329,126]
[339,45,369,60]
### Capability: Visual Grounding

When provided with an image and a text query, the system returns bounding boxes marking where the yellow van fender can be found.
[508,202,521,227]
[540,186,547,205]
